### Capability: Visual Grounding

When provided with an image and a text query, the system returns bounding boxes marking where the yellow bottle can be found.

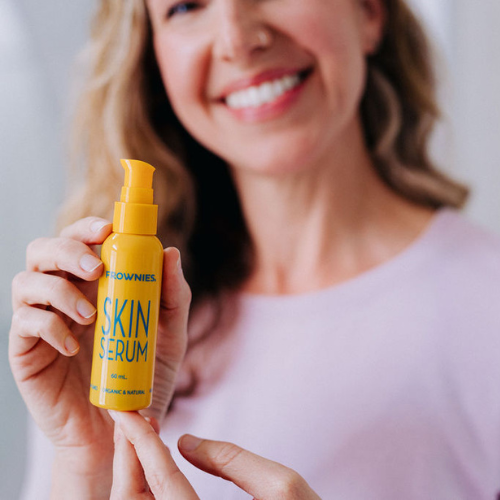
[90,159,163,411]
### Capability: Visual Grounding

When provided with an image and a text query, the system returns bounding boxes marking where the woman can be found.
[10,0,500,498]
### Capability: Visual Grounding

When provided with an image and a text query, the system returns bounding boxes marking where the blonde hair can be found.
[63,0,195,254]
[61,0,468,305]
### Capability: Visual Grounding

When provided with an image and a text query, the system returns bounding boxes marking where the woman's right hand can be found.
[9,217,113,457]
[9,216,192,497]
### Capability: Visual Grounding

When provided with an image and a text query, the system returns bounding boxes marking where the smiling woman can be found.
[62,0,467,295]
[10,0,500,499]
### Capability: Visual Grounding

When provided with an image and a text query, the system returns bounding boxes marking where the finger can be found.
[12,271,96,324]
[10,306,79,361]
[59,216,112,242]
[145,416,161,435]
[157,248,191,358]
[110,415,149,498]
[145,249,191,420]
[26,216,111,277]
[160,247,192,314]
[111,411,199,499]
[26,236,104,280]
[178,436,321,500]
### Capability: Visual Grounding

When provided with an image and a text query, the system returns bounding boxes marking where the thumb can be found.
[178,435,321,500]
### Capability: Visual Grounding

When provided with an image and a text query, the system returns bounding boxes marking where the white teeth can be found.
[248,87,260,107]
[272,80,285,96]
[282,75,298,91]
[260,82,274,103]
[225,72,302,110]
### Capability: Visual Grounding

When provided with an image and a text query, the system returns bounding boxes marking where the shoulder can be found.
[429,208,500,278]
[401,208,500,329]
[421,209,500,336]
[424,212,500,400]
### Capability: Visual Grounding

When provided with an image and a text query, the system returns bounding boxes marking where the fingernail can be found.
[77,299,96,319]
[144,416,160,433]
[90,220,110,233]
[108,410,121,423]
[64,335,79,354]
[179,434,202,452]
[80,254,102,273]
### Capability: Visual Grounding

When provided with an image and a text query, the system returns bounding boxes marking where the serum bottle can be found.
[90,159,163,411]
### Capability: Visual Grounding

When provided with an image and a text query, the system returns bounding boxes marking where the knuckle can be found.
[59,218,86,237]
[148,471,169,496]
[141,424,159,441]
[43,276,73,309]
[26,238,48,269]
[11,306,62,342]
[54,238,76,265]
[43,310,63,333]
[11,272,34,310]
[10,307,26,331]
[164,469,185,492]
[273,470,304,499]
[12,271,28,294]
[47,275,71,300]
[128,424,158,450]
[211,443,244,474]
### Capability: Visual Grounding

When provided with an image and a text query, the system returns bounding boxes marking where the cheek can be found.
[294,14,367,113]
[277,0,362,51]
[154,37,208,129]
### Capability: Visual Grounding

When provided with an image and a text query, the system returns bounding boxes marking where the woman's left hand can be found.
[108,411,321,500]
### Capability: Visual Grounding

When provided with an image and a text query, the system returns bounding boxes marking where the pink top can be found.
[21,209,500,499]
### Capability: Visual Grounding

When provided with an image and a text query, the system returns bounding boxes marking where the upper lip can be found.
[217,67,311,101]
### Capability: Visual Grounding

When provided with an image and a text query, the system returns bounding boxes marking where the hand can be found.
[9,217,114,466]
[9,217,191,489]
[109,411,321,500]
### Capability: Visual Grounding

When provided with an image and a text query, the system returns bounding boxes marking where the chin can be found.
[231,159,317,178]
[229,139,326,177]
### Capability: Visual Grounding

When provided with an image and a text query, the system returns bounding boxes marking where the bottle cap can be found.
[113,159,158,235]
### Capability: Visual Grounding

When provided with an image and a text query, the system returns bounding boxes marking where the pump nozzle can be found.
[113,159,158,235]
[120,159,155,204]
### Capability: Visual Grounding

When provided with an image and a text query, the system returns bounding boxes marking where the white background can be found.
[1,1,500,498]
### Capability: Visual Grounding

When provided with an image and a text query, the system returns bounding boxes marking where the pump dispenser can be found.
[113,159,158,234]
[90,159,163,411]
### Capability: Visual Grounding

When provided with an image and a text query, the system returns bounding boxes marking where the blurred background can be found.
[1,0,500,498]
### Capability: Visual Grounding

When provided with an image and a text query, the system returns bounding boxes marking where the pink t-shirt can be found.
[21,209,500,499]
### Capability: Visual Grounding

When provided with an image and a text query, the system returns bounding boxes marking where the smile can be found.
[224,69,311,110]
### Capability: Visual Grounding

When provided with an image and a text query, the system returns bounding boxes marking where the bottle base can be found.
[89,395,152,412]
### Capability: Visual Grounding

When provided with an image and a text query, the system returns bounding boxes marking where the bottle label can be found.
[89,237,163,411]
[98,296,151,362]
[105,271,157,282]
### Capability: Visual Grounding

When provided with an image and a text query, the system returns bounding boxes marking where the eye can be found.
[166,1,200,19]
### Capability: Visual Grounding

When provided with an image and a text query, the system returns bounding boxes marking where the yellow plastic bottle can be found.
[89,159,163,411]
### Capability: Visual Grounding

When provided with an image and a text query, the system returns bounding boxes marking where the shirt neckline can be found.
[237,208,455,311]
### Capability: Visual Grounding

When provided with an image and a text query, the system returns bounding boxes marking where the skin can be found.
[9,219,191,499]
[109,410,320,499]
[147,0,434,295]
[10,0,435,498]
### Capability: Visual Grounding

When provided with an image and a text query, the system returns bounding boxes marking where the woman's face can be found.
[147,0,384,175]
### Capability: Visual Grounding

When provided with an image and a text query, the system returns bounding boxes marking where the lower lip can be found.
[222,73,311,123]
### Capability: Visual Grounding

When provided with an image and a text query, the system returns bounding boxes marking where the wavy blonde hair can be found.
[61,0,467,310]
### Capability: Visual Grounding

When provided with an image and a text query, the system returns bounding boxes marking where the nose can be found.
[213,1,273,62]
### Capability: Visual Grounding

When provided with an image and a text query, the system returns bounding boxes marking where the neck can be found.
[230,118,434,295]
